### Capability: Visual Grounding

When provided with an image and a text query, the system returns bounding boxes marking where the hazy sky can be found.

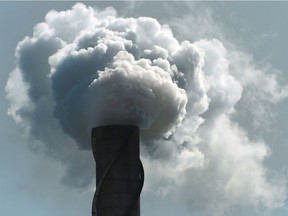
[1,1,288,216]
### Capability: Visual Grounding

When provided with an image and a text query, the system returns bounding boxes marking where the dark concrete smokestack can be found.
[91,125,144,216]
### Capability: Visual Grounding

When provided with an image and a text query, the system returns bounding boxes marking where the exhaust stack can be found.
[91,125,144,216]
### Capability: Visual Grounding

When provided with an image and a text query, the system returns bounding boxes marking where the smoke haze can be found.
[6,3,288,215]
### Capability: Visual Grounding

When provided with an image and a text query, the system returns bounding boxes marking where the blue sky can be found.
[1,1,288,216]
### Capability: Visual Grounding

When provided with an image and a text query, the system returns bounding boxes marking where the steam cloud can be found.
[6,3,288,215]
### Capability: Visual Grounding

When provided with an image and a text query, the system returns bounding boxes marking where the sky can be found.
[1,1,288,216]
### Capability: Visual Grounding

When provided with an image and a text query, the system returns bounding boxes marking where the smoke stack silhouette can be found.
[91,125,144,216]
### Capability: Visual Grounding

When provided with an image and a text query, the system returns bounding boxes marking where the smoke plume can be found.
[6,3,288,215]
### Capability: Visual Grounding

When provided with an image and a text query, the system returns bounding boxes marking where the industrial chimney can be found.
[91,125,144,216]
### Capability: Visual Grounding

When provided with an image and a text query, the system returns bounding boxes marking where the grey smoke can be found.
[5,3,288,215]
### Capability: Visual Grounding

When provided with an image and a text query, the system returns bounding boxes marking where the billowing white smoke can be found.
[5,3,288,215]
